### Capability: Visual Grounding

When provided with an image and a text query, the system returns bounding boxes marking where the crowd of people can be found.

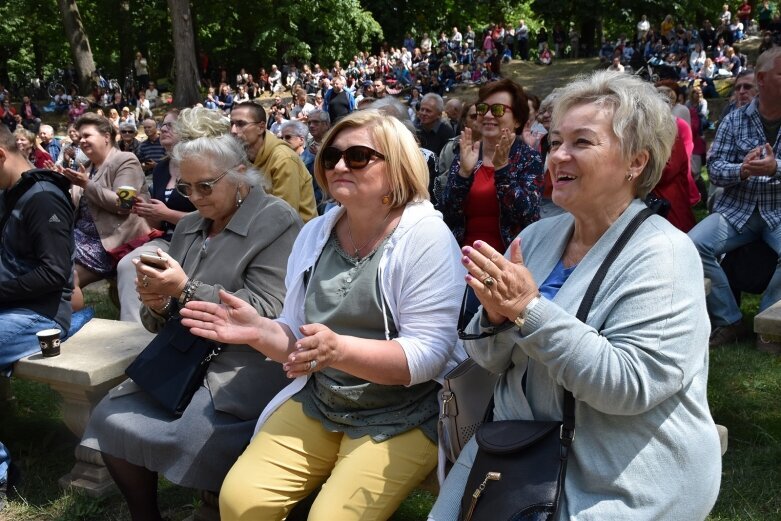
[1,4,781,519]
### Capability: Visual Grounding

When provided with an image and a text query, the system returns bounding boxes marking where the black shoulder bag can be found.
[125,315,222,416]
[459,207,654,521]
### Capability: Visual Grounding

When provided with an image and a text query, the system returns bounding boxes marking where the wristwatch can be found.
[513,295,541,329]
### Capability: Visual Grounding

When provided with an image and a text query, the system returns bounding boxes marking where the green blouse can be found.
[292,232,439,442]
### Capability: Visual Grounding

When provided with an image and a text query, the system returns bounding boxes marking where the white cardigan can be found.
[254,200,465,434]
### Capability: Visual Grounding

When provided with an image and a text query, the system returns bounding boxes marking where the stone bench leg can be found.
[48,381,118,497]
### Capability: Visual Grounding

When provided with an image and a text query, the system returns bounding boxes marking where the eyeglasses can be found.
[230,120,260,129]
[282,134,300,141]
[457,287,514,340]
[321,145,385,170]
[475,103,514,118]
[735,83,754,91]
[160,122,173,131]
[120,130,135,134]
[175,168,232,198]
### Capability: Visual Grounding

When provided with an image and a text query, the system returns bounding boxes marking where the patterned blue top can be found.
[707,98,781,230]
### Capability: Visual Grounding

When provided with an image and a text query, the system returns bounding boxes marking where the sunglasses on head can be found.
[475,103,513,118]
[321,145,385,170]
[175,168,232,198]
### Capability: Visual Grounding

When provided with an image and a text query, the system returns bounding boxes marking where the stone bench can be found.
[754,300,781,345]
[12,318,154,497]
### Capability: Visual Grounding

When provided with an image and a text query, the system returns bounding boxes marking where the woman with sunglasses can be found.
[180,110,463,520]
[80,107,301,521]
[116,109,197,323]
[435,100,481,191]
[436,78,543,255]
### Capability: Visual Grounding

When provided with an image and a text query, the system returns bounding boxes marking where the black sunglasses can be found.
[457,287,514,340]
[175,168,232,198]
[321,145,385,170]
[475,103,513,118]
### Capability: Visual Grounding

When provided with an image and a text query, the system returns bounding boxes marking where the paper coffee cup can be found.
[37,328,62,358]
[116,186,137,209]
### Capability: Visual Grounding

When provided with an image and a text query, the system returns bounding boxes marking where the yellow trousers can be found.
[219,400,438,521]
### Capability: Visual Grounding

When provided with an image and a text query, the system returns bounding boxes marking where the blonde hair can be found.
[175,107,230,141]
[552,70,676,199]
[314,110,429,208]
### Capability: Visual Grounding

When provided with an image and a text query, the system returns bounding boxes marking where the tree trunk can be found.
[57,0,96,95]
[167,0,201,107]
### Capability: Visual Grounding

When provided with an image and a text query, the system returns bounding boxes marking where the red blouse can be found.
[462,165,504,251]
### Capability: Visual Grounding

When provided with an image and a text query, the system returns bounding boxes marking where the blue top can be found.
[538,259,576,300]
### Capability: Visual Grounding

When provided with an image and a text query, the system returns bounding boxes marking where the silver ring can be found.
[483,276,495,287]
[308,359,318,371]
[142,275,149,288]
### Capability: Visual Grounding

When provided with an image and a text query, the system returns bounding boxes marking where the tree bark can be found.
[167,0,201,107]
[57,0,96,95]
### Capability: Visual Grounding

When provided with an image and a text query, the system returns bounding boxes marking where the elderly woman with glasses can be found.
[180,110,464,521]
[436,78,543,255]
[429,71,721,521]
[79,107,302,521]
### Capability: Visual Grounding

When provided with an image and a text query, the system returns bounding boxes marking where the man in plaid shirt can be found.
[689,47,781,348]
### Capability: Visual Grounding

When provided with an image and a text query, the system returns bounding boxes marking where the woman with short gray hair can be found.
[430,70,721,521]
[80,107,303,521]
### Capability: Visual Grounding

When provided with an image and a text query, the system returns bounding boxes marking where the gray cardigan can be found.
[140,187,303,420]
[433,200,721,521]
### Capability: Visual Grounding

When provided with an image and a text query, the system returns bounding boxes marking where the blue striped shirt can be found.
[707,98,781,230]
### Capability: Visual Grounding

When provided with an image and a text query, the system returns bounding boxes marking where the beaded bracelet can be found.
[150,297,173,318]
[178,279,203,306]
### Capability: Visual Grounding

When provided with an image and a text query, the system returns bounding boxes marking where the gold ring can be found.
[483,276,495,287]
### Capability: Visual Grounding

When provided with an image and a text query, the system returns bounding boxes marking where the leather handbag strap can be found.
[561,206,655,447]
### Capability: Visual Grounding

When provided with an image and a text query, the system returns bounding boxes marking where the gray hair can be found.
[119,122,137,133]
[175,107,230,142]
[279,120,308,138]
[308,109,330,125]
[551,70,676,199]
[421,92,444,113]
[39,124,54,134]
[372,96,416,134]
[538,89,561,114]
[171,133,265,189]
[756,46,781,74]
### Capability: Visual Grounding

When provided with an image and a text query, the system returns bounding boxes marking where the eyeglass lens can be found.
[321,146,384,170]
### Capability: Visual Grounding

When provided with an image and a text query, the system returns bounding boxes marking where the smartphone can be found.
[139,254,168,270]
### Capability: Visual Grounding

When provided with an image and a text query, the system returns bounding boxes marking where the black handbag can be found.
[459,207,654,521]
[125,316,222,416]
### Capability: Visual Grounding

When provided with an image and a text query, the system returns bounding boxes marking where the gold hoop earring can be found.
[381,194,391,205]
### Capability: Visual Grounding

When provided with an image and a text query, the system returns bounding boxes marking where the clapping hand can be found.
[461,238,539,326]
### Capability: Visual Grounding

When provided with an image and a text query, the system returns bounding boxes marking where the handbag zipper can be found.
[463,471,501,521]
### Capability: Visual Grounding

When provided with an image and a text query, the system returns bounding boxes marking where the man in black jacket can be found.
[0,125,75,374]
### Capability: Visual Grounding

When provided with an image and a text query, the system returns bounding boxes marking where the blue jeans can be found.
[0,441,8,485]
[0,308,61,374]
[688,209,781,326]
